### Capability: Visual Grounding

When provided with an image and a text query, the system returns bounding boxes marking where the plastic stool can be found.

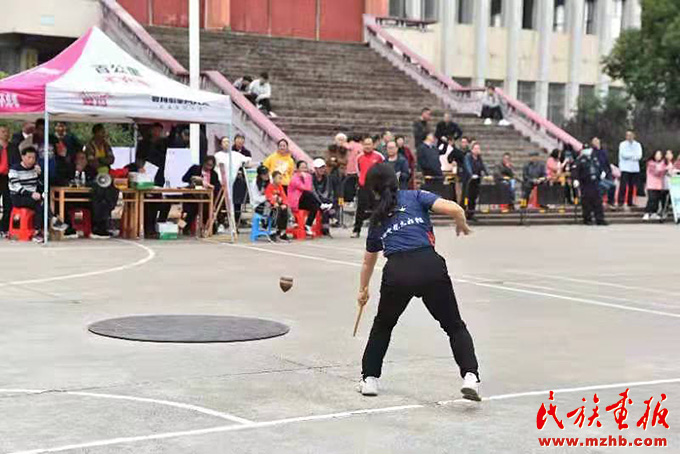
[68,208,92,238]
[251,212,273,242]
[8,207,35,241]
[288,210,322,240]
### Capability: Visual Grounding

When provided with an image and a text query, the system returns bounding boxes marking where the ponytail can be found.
[366,163,400,227]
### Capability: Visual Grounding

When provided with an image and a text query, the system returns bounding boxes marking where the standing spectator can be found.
[573,146,607,225]
[344,134,362,204]
[376,131,394,157]
[289,161,326,237]
[435,112,463,149]
[522,151,547,201]
[0,125,11,236]
[495,152,516,206]
[264,171,290,241]
[214,137,251,227]
[312,158,336,236]
[384,140,410,189]
[263,138,295,190]
[546,149,566,182]
[246,72,274,117]
[84,124,114,173]
[136,123,169,237]
[181,155,221,235]
[20,119,57,181]
[448,136,471,204]
[617,130,643,209]
[233,75,252,93]
[592,137,616,208]
[417,133,443,194]
[232,133,252,157]
[9,121,34,165]
[643,150,667,221]
[480,86,510,126]
[54,122,81,158]
[395,135,416,189]
[463,142,488,220]
[661,150,676,214]
[352,136,384,238]
[412,107,432,148]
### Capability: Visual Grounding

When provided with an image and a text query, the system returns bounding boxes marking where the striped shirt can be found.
[9,162,41,197]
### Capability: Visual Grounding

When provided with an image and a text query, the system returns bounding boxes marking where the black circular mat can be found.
[88,315,290,343]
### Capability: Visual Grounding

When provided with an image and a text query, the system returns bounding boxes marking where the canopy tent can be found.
[0,26,233,242]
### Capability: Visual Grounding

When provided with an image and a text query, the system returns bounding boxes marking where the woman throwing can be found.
[357,163,481,401]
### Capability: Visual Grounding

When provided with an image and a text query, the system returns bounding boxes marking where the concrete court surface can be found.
[0,223,679,453]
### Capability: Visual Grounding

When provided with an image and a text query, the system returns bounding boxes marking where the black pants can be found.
[481,105,503,121]
[256,204,289,233]
[618,171,639,206]
[233,174,248,225]
[11,194,44,231]
[362,248,479,380]
[353,187,372,234]
[91,185,119,232]
[343,174,358,203]
[298,191,320,227]
[466,177,481,218]
[0,175,11,233]
[245,93,271,114]
[581,185,605,224]
[645,189,663,214]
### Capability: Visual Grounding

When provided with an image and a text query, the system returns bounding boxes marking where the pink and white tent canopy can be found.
[0,27,231,124]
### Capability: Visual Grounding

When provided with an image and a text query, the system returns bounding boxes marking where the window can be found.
[518,81,536,110]
[548,83,566,125]
[457,0,473,24]
[579,84,595,101]
[584,0,597,35]
[389,0,407,18]
[553,0,566,32]
[453,77,472,87]
[611,0,624,39]
[486,79,504,88]
[422,0,438,21]
[522,0,536,30]
[490,0,503,27]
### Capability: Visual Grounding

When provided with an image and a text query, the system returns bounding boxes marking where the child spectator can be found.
[265,171,290,241]
[643,150,667,221]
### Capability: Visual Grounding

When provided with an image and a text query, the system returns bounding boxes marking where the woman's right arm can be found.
[431,198,471,236]
[358,251,379,306]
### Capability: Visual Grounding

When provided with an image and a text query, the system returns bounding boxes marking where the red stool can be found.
[288,210,323,240]
[8,207,35,241]
[68,208,92,238]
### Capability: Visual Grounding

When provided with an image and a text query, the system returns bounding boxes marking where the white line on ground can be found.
[0,246,139,252]
[0,241,155,288]
[9,378,680,454]
[0,389,252,424]
[228,244,680,319]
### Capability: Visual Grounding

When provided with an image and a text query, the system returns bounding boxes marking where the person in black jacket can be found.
[136,123,170,237]
[463,142,488,220]
[591,137,615,207]
[573,146,607,226]
[9,121,34,165]
[54,122,82,159]
[181,156,221,235]
[447,136,471,204]
[385,141,410,189]
[412,107,432,148]
[435,112,463,150]
[418,132,443,195]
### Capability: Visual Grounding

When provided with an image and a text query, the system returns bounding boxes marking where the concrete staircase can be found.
[147,27,538,169]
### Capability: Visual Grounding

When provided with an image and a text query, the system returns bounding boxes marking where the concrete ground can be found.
[0,223,679,453]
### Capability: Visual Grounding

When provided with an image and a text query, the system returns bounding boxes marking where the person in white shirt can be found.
[480,86,510,126]
[214,136,252,226]
[617,130,643,208]
[246,72,273,116]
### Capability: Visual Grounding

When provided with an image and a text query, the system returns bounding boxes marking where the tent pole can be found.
[189,0,200,164]
[43,112,50,245]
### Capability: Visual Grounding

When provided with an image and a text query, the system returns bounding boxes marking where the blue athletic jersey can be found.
[366,190,440,256]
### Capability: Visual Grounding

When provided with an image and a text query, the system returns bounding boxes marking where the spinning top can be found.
[279,276,294,293]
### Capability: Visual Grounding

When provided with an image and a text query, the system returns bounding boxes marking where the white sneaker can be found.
[483,118,493,126]
[268,111,278,118]
[320,203,333,211]
[305,225,314,237]
[498,119,510,126]
[51,217,68,232]
[461,372,481,402]
[357,377,379,396]
[651,213,661,220]
[642,213,650,221]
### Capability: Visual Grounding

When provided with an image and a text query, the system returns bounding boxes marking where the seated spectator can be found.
[232,133,251,157]
[435,112,463,150]
[546,149,566,182]
[252,165,271,210]
[263,138,295,190]
[312,158,336,236]
[84,124,115,174]
[233,75,252,93]
[246,72,274,117]
[522,151,547,201]
[643,150,667,221]
[481,86,510,126]
[495,152,516,205]
[9,147,66,242]
[395,135,416,188]
[289,161,331,237]
[181,156,221,235]
[214,136,252,227]
[54,122,81,159]
[264,171,291,241]
[384,140,410,189]
[464,142,488,220]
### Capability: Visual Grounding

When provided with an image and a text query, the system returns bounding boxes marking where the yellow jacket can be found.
[263,151,295,186]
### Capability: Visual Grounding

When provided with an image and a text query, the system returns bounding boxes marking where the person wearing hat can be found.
[312,158,336,236]
[522,150,547,202]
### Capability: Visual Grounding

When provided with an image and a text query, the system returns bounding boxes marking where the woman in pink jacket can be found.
[288,161,322,236]
[644,150,667,220]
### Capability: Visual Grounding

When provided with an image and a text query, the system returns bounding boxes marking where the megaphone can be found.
[96,173,112,188]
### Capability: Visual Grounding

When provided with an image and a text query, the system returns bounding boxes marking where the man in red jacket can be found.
[352,136,384,238]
